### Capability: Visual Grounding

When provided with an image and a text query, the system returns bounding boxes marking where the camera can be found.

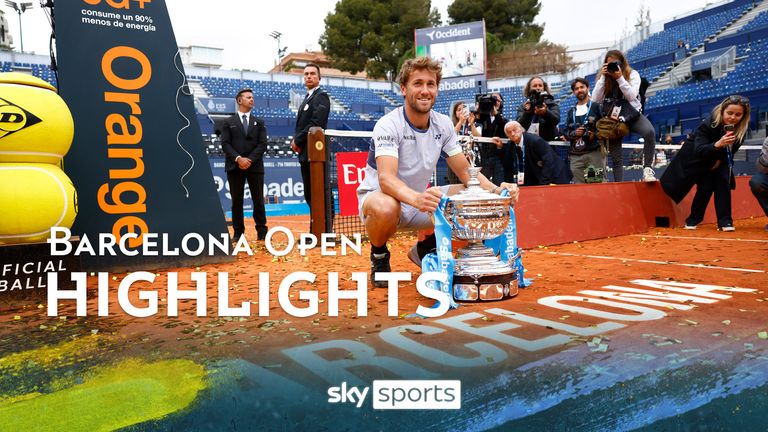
[584,165,604,183]
[724,124,735,132]
[574,116,596,134]
[475,94,498,116]
[606,60,622,73]
[527,89,551,110]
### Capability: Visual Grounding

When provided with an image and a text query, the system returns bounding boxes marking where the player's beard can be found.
[408,93,434,114]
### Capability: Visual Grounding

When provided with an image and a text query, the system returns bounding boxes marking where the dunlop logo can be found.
[0,97,42,140]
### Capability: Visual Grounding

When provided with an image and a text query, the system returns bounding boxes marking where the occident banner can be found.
[415,20,487,92]
[55,0,230,270]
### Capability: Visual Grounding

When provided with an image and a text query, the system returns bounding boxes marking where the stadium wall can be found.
[514,176,763,248]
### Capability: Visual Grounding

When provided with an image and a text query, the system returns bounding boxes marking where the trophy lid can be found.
[450,185,511,204]
[449,165,511,204]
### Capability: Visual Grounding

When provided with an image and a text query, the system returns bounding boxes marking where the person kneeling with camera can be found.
[592,50,657,182]
[516,76,560,141]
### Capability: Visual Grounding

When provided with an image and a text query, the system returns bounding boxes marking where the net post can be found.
[308,127,328,237]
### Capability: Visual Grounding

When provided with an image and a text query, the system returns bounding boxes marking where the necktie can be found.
[242,114,248,133]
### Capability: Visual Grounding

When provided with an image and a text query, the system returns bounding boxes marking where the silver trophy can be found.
[443,137,519,301]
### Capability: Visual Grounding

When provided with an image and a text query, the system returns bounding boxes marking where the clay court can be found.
[1,210,766,430]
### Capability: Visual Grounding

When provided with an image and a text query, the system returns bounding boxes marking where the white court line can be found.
[630,234,768,244]
[529,250,765,273]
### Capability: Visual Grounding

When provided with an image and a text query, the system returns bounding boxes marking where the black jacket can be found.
[294,88,330,162]
[221,112,268,173]
[661,117,742,203]
[478,113,507,163]
[516,98,561,141]
[497,132,569,186]
[565,102,602,155]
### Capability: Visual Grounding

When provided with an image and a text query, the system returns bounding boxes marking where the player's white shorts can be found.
[357,185,451,231]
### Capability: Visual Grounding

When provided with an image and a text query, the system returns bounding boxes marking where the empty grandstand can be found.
[1,0,765,187]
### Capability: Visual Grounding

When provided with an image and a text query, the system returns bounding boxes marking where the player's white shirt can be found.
[356,106,462,195]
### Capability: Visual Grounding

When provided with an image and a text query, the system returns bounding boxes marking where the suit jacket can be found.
[221,111,268,173]
[294,87,331,162]
[497,132,568,186]
[661,117,742,203]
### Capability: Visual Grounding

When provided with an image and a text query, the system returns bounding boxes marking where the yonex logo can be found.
[0,97,42,140]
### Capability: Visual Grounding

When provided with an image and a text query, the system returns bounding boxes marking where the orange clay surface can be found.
[1,215,766,387]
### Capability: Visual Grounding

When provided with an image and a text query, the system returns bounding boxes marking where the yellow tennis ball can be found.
[0,163,78,245]
[0,73,74,164]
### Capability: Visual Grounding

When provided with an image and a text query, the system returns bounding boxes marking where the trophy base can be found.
[452,254,519,302]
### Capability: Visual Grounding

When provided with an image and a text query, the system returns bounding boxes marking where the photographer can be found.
[592,50,657,182]
[517,76,561,141]
[450,100,480,137]
[447,100,480,184]
[660,95,751,231]
[565,77,604,183]
[476,92,506,183]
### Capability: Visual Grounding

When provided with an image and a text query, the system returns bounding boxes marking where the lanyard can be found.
[725,144,734,168]
[571,101,592,125]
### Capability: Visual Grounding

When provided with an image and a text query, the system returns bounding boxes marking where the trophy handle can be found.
[462,135,477,168]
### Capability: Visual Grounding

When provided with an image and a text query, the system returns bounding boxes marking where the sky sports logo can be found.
[327,380,461,409]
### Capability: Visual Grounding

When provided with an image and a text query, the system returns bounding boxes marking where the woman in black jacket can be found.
[660,95,751,231]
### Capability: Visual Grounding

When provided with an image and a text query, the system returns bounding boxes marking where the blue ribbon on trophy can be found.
[483,189,533,288]
[421,195,458,311]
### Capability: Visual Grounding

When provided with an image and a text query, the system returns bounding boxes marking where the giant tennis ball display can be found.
[0,73,74,164]
[0,163,78,245]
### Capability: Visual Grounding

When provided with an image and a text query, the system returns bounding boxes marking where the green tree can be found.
[319,0,441,79]
[447,0,543,44]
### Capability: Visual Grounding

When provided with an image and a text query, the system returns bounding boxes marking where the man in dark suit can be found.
[221,88,268,241]
[499,121,569,186]
[291,63,330,211]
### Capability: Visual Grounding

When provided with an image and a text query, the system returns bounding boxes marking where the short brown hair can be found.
[397,57,442,88]
[305,63,321,78]
[570,77,589,91]
[235,88,253,102]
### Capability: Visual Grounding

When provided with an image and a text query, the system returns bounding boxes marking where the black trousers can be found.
[300,160,312,208]
[228,169,267,236]
[750,172,768,217]
[686,165,732,228]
